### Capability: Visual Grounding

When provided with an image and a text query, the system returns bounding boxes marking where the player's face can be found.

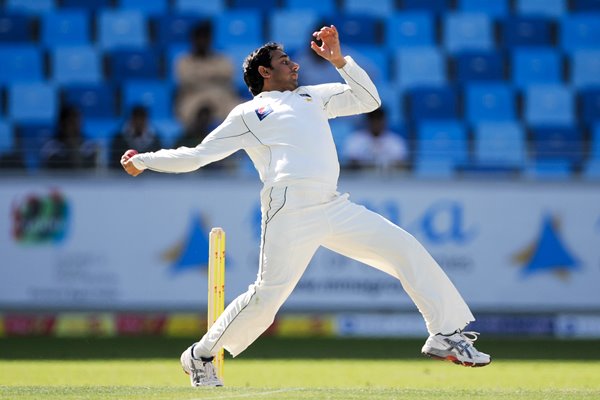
[266,49,299,92]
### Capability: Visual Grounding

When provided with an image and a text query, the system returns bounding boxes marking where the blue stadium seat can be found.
[344,0,394,16]
[347,46,390,85]
[385,12,434,49]
[153,14,199,46]
[6,0,54,13]
[0,13,33,42]
[222,43,263,93]
[525,85,574,125]
[332,15,381,45]
[512,48,561,88]
[231,0,277,12]
[458,0,508,17]
[501,17,554,47]
[98,10,148,50]
[18,123,54,170]
[453,51,505,82]
[444,13,494,53]
[284,0,336,14]
[465,84,515,122]
[403,0,451,13]
[174,0,225,15]
[119,0,168,15]
[0,120,13,155]
[154,118,184,148]
[530,126,583,167]
[9,83,57,123]
[516,0,565,18]
[166,44,188,80]
[524,160,572,180]
[376,85,404,126]
[84,118,119,141]
[122,81,173,119]
[408,87,459,121]
[0,45,43,83]
[416,121,467,165]
[583,159,600,179]
[52,46,101,84]
[572,0,600,10]
[214,11,262,49]
[269,10,318,52]
[579,89,600,125]
[571,50,600,88]
[41,11,89,47]
[61,0,112,10]
[108,49,161,82]
[63,84,117,118]
[590,124,600,159]
[396,47,446,89]
[560,14,600,53]
[474,122,525,168]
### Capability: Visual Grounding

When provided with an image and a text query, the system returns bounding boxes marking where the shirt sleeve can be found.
[307,56,381,119]
[131,105,252,173]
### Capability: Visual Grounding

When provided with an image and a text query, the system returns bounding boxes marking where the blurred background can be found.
[0,0,599,343]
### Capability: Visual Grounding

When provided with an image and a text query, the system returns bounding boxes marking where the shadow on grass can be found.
[2,337,600,361]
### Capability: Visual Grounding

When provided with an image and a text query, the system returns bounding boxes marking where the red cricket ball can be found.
[125,149,138,159]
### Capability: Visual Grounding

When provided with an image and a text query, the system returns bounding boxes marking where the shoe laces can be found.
[191,360,219,384]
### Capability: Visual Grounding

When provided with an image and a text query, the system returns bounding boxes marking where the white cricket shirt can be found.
[132,56,381,190]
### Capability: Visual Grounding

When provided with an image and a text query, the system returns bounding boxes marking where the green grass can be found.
[1,337,600,399]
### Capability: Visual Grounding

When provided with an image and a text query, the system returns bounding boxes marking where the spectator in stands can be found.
[175,20,240,127]
[41,105,98,170]
[342,107,409,171]
[110,105,162,169]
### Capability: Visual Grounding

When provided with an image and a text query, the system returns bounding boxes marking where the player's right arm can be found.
[121,105,251,176]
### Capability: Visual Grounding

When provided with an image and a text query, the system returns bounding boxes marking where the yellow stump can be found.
[208,227,225,381]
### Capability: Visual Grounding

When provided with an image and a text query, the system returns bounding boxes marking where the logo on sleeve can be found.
[255,105,274,121]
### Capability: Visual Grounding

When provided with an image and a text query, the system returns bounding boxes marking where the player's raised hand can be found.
[121,149,144,177]
[310,25,346,68]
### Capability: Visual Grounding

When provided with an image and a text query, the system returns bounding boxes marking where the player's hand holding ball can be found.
[121,149,143,177]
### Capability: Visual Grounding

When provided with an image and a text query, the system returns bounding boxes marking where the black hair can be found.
[243,42,283,96]
[191,19,212,39]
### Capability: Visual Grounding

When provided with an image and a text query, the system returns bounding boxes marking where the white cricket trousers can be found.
[195,183,474,358]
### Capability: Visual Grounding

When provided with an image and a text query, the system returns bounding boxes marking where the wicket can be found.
[208,227,225,381]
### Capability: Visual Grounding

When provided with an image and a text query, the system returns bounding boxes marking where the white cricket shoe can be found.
[421,331,491,367]
[180,344,223,387]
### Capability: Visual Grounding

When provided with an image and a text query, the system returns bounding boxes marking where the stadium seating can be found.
[0,0,597,179]
[344,0,395,17]
[18,123,54,170]
[415,121,468,167]
[458,0,508,17]
[395,47,446,88]
[501,17,555,47]
[0,120,12,155]
[512,49,562,88]
[122,81,173,119]
[0,13,34,42]
[530,126,583,167]
[332,15,381,45]
[51,46,102,84]
[407,87,459,121]
[41,11,90,46]
[107,49,162,82]
[473,122,526,169]
[579,89,600,126]
[119,0,168,15]
[63,85,117,119]
[452,51,505,82]
[444,13,494,53]
[269,10,318,51]
[524,85,574,126]
[385,12,435,49]
[465,84,515,122]
[0,45,43,83]
[97,10,148,50]
[571,50,600,88]
[174,0,225,15]
[8,83,57,123]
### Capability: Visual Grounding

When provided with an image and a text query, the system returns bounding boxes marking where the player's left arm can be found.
[309,25,381,118]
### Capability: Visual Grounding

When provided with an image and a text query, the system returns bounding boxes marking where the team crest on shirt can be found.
[255,104,274,121]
